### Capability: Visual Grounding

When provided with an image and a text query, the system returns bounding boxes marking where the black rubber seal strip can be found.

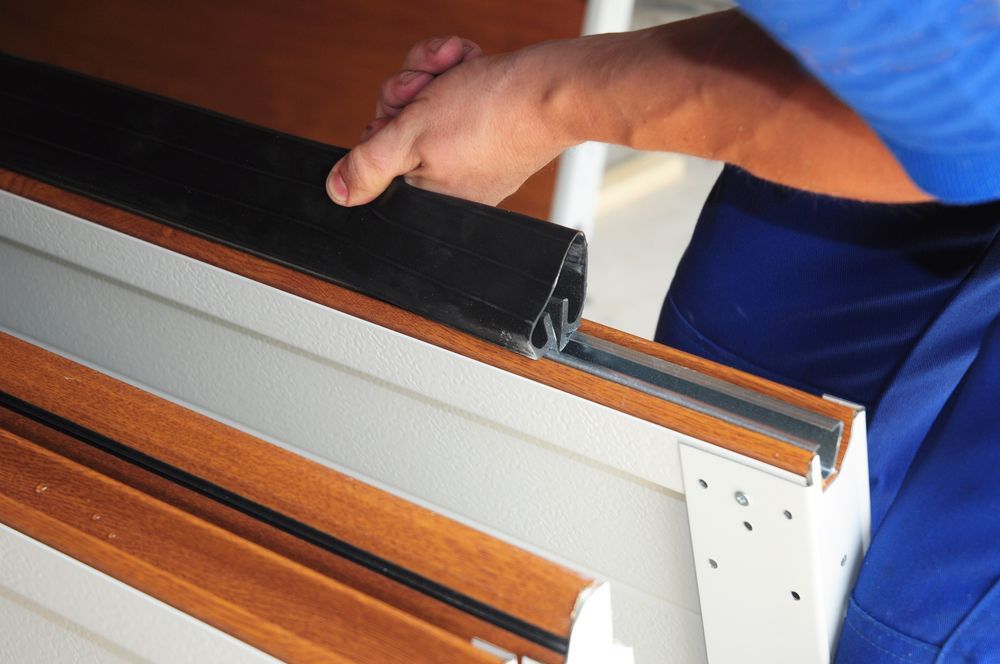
[0,391,570,654]
[0,52,585,359]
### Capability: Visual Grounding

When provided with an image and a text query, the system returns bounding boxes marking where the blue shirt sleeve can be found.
[735,0,1000,204]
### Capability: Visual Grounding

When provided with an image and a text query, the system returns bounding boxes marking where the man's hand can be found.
[326,36,575,207]
[369,35,481,128]
[326,13,930,208]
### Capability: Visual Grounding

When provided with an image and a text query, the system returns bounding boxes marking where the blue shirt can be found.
[737,0,1000,204]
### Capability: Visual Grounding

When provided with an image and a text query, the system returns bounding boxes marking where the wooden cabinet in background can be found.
[0,0,586,219]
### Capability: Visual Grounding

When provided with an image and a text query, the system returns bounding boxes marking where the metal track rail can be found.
[549,332,843,477]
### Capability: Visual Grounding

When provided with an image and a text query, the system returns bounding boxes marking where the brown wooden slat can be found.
[0,170,855,480]
[0,427,508,664]
[0,331,591,650]
[0,0,585,219]
[0,405,568,664]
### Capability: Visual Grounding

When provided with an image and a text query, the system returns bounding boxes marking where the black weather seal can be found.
[0,52,585,359]
[0,391,570,655]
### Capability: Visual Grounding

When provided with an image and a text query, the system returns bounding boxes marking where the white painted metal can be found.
[0,190,870,663]
[0,189,693,662]
[0,522,276,663]
[567,583,635,664]
[679,408,869,663]
[548,0,635,233]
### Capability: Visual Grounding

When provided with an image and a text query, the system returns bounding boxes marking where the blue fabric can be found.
[734,0,1000,204]
[850,313,1000,657]
[655,166,1000,661]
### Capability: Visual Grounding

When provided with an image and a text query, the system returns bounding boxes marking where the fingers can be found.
[375,70,432,119]
[326,121,420,207]
[375,36,483,119]
[327,35,484,207]
[402,36,482,74]
[460,39,484,62]
[359,115,391,142]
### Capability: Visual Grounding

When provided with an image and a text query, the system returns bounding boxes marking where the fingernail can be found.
[399,70,421,85]
[462,44,474,56]
[429,36,448,53]
[327,171,348,204]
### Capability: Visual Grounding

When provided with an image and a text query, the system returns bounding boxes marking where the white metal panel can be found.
[0,523,276,664]
[567,583,635,664]
[0,191,703,662]
[0,190,686,494]
[0,247,699,610]
[815,408,871,648]
[610,580,708,664]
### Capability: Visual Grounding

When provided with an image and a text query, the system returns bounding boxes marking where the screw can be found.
[734,491,749,507]
[708,559,718,569]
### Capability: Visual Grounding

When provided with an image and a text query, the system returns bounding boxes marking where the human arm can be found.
[327,9,931,207]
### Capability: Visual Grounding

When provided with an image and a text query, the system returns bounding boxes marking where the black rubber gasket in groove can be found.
[0,51,586,359]
[0,391,570,655]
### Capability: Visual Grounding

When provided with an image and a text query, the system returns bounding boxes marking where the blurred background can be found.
[579,0,730,340]
[0,0,732,341]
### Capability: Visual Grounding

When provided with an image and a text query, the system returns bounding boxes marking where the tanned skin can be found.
[326,10,931,208]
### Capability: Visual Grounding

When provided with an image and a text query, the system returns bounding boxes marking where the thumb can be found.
[326,123,419,207]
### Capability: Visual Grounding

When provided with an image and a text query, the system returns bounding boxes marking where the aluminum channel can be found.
[549,332,843,478]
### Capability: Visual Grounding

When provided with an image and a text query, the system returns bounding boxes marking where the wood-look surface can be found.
[0,171,856,481]
[0,426,507,664]
[0,404,563,664]
[0,0,584,220]
[0,331,591,654]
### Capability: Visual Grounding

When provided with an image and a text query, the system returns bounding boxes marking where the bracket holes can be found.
[698,479,708,489]
[783,510,793,520]
[743,521,753,531]
[791,591,801,601]
[840,555,847,567]
[708,559,718,569]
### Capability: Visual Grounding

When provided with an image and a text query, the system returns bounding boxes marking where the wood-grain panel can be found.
[0,0,585,219]
[0,331,591,647]
[0,405,563,664]
[0,427,505,664]
[0,171,855,481]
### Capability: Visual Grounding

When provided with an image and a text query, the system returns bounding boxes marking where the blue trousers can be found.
[655,167,1000,662]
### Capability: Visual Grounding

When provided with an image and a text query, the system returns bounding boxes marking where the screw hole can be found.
[840,555,847,567]
[743,521,753,531]
[783,510,793,520]
[791,591,801,601]
[708,559,718,569]
[698,479,708,489]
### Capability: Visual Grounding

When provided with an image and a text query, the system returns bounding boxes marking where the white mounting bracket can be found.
[679,407,870,663]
